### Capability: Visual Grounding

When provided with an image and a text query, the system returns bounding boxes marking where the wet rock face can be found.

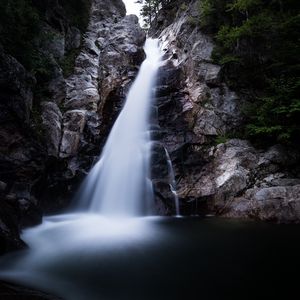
[0,199,26,255]
[31,0,145,208]
[150,1,300,222]
[0,0,85,251]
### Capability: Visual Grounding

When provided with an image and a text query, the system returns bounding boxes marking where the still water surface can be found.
[1,216,299,300]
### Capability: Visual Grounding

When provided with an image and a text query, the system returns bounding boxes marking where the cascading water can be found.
[164,148,180,216]
[76,38,163,216]
[0,39,177,299]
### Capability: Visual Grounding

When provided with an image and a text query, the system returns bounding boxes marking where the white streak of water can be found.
[77,38,163,217]
[164,148,180,216]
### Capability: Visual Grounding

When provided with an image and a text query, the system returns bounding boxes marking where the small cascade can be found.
[164,148,180,216]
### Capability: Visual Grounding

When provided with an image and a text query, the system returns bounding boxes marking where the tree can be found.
[136,0,172,27]
[198,0,300,146]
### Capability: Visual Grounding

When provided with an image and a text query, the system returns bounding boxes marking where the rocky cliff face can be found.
[150,0,300,223]
[0,0,145,254]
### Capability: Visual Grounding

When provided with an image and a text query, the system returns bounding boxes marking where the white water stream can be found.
[76,38,163,216]
[0,39,180,299]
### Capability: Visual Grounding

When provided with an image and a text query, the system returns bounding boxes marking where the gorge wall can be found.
[150,0,300,222]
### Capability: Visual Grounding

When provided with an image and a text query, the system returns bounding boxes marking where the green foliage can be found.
[245,76,300,144]
[226,0,262,13]
[196,0,300,146]
[0,0,40,70]
[214,135,229,145]
[198,0,215,27]
[187,16,199,27]
[137,0,172,27]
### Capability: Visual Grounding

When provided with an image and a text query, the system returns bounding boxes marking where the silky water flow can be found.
[0,38,173,299]
[76,38,163,216]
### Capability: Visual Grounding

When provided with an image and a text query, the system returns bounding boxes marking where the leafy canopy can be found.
[198,0,300,146]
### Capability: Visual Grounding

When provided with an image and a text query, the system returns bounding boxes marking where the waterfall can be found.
[77,38,163,217]
[164,148,180,216]
[0,38,182,300]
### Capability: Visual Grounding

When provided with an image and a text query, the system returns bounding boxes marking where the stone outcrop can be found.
[150,0,300,222]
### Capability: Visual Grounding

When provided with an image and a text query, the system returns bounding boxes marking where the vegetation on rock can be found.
[196,0,300,146]
[136,0,172,27]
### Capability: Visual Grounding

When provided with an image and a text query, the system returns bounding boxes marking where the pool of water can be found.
[1,216,299,300]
